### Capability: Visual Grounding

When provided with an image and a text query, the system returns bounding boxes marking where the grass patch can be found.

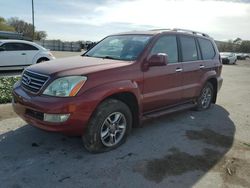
[243,143,250,148]
[0,76,20,104]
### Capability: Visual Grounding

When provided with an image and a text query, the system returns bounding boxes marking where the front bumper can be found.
[12,84,95,136]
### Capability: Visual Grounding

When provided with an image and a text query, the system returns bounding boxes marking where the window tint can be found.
[2,43,22,51]
[180,36,198,62]
[21,43,38,50]
[198,38,215,60]
[2,43,38,51]
[150,35,178,63]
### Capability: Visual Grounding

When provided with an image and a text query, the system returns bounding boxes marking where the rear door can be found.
[20,43,39,64]
[143,35,183,112]
[179,35,204,101]
[0,42,27,67]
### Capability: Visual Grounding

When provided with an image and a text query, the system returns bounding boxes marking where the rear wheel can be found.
[82,99,132,153]
[196,82,214,111]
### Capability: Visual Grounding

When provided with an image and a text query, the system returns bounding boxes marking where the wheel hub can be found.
[100,112,127,147]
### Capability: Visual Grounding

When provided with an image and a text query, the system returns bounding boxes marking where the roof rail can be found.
[149,28,209,37]
[149,28,172,31]
[172,28,209,37]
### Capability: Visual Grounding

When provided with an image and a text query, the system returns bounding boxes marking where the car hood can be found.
[27,56,132,76]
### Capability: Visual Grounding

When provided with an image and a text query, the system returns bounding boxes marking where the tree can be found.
[0,17,15,31]
[7,17,47,40]
[35,31,47,40]
[238,41,250,53]
[8,17,33,38]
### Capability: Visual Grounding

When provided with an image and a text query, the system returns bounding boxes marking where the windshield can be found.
[84,35,152,61]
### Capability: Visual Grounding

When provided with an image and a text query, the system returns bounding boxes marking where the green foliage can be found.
[1,16,47,40]
[7,17,47,40]
[0,16,15,31]
[0,76,20,104]
[238,41,250,53]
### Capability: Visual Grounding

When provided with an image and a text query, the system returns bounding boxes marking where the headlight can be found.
[43,76,87,97]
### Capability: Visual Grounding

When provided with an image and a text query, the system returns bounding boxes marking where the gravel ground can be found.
[0,60,249,188]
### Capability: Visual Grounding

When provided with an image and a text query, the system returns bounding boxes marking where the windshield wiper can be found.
[101,56,117,60]
[83,54,90,57]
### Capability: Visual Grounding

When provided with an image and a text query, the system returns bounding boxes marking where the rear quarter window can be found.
[198,38,215,60]
[20,43,39,51]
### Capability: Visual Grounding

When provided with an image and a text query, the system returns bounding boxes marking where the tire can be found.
[37,58,49,63]
[195,82,214,111]
[82,99,132,153]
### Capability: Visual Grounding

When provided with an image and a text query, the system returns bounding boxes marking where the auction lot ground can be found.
[0,59,250,188]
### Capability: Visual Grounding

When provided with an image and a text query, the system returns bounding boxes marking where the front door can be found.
[142,35,183,112]
[0,43,27,67]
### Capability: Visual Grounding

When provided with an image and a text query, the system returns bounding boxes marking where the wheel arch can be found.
[81,80,142,128]
[36,57,49,63]
[207,77,218,103]
[106,92,140,128]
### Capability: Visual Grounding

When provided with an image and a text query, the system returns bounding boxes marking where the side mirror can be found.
[0,47,5,52]
[148,53,168,67]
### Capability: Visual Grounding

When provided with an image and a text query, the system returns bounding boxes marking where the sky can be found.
[0,0,250,41]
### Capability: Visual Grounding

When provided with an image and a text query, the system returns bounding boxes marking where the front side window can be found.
[180,36,198,62]
[2,43,23,51]
[150,35,178,63]
[85,35,152,61]
[198,38,215,60]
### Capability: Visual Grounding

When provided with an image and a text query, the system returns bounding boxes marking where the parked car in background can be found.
[220,52,237,64]
[243,53,249,59]
[0,40,55,70]
[13,29,223,153]
[235,53,246,60]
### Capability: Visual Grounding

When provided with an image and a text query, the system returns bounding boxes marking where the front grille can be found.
[21,70,49,93]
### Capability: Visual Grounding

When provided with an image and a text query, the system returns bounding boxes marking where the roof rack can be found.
[149,28,209,37]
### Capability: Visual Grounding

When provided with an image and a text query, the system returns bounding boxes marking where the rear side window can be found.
[180,36,198,62]
[21,43,38,51]
[150,35,178,63]
[198,38,215,60]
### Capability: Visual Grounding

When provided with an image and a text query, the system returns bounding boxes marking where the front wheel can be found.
[82,99,132,153]
[195,82,214,111]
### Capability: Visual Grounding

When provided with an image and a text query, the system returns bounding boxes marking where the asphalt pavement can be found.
[0,60,249,187]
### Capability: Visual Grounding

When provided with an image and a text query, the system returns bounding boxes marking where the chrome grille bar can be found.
[21,70,49,94]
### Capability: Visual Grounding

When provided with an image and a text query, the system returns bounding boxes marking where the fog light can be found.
[44,113,70,123]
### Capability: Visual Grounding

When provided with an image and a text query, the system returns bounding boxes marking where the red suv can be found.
[12,29,223,153]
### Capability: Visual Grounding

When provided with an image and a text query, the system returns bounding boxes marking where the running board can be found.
[142,102,197,120]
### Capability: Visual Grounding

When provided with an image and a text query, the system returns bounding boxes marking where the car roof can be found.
[112,28,211,39]
[0,39,46,50]
[0,39,35,44]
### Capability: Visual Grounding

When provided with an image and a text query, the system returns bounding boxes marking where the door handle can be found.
[199,65,205,69]
[21,53,26,55]
[176,68,183,72]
